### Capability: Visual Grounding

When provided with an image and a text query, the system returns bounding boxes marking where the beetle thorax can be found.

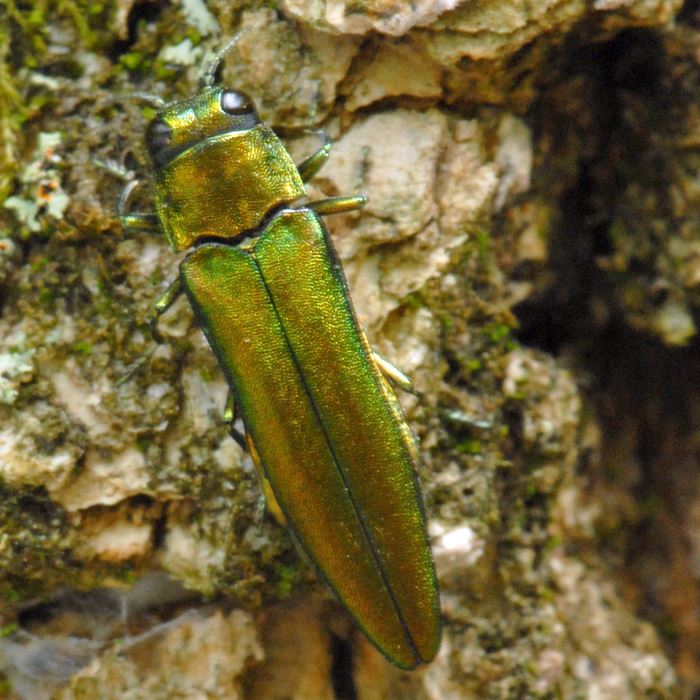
[154,124,305,251]
[145,87,306,252]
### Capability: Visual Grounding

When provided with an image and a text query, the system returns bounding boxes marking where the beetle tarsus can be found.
[115,346,157,386]
[228,424,247,450]
[130,91,166,108]
[254,494,267,532]
[307,195,368,216]
[121,212,161,234]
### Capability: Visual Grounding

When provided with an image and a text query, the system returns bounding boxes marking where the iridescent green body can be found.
[134,85,440,668]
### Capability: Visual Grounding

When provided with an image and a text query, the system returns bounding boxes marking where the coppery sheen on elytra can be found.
[144,86,440,669]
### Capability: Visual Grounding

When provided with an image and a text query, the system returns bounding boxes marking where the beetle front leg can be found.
[296,131,331,183]
[118,180,162,234]
[93,164,162,234]
[307,195,368,216]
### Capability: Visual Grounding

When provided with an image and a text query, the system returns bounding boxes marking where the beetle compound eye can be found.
[146,120,172,157]
[220,90,251,115]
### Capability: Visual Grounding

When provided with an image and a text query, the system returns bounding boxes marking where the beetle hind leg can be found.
[222,391,287,527]
[224,391,248,450]
[244,429,288,528]
[150,276,184,344]
[222,394,284,527]
[373,351,416,395]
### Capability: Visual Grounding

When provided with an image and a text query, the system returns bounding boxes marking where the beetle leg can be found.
[118,180,161,234]
[254,494,268,532]
[224,392,248,449]
[307,195,368,216]
[223,391,235,423]
[245,430,288,527]
[95,158,134,181]
[224,394,284,528]
[370,351,423,468]
[296,131,331,183]
[116,277,183,385]
[116,348,157,386]
[93,163,161,234]
[373,351,416,395]
[130,91,166,108]
[228,424,247,451]
[223,396,287,527]
[121,212,161,233]
[150,276,184,344]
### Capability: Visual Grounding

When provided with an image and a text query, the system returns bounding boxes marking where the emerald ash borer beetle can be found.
[118,38,441,669]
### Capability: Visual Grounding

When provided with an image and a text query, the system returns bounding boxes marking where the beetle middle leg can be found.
[116,276,183,385]
[296,132,368,214]
[150,276,184,344]
[307,195,368,216]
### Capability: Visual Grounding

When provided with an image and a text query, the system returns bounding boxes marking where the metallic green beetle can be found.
[121,65,441,670]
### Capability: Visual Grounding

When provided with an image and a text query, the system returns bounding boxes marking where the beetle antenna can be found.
[201,28,250,89]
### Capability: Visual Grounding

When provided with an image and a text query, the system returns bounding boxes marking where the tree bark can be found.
[0,0,696,697]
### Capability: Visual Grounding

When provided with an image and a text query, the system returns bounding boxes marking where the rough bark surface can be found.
[1,0,699,697]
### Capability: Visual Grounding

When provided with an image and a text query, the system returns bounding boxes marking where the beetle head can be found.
[145,87,260,169]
